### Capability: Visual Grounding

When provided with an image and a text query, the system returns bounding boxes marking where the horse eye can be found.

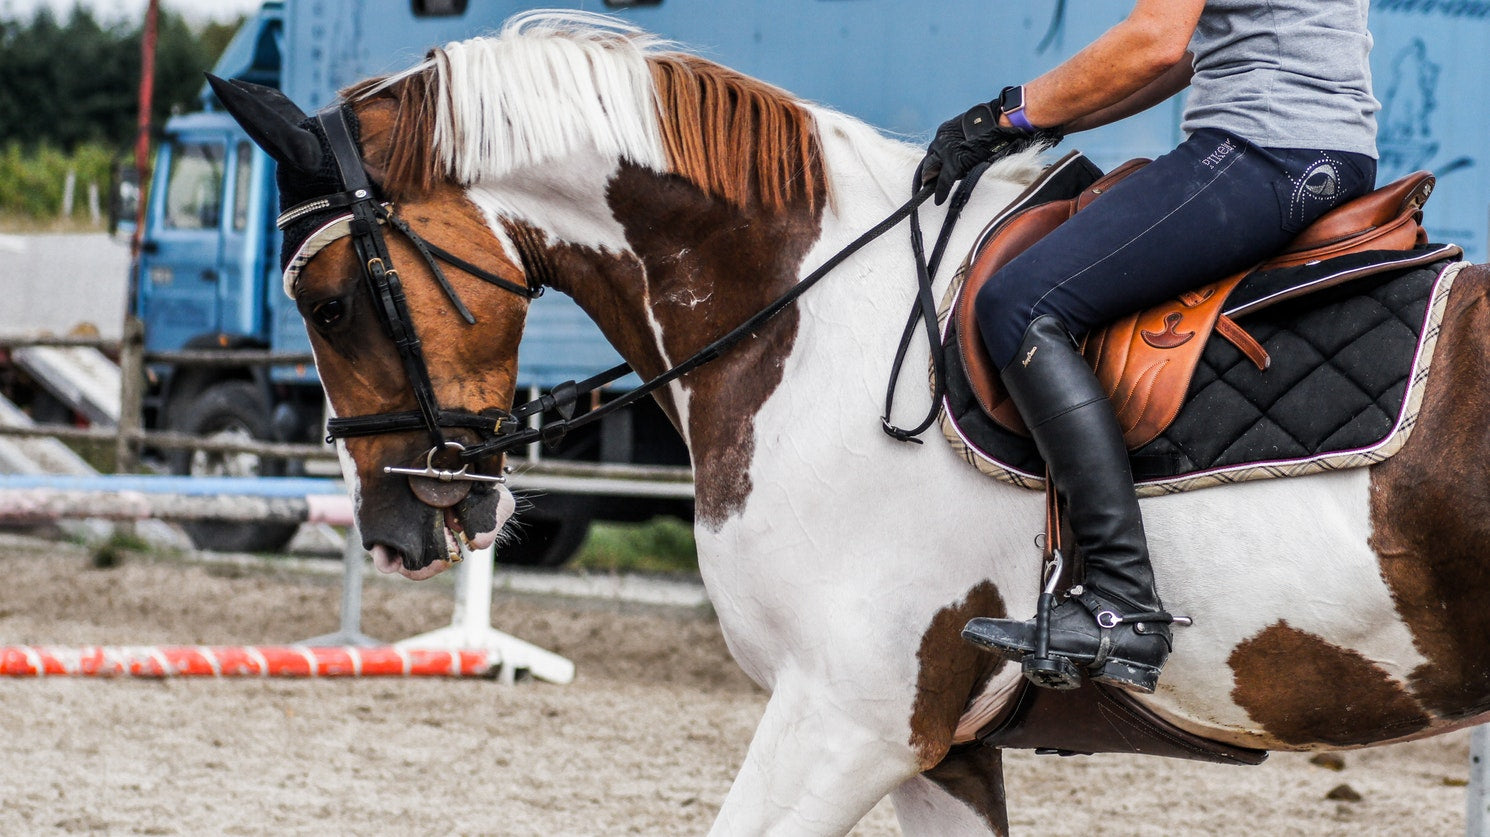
[310,298,347,328]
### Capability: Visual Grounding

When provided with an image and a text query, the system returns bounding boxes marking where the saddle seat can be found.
[955,158,1438,449]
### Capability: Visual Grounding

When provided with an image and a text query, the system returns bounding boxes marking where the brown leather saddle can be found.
[955,160,1437,449]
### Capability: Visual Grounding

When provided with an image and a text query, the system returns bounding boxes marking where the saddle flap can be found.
[976,679,1269,766]
[1083,273,1249,447]
[955,159,1153,435]
[955,200,1078,430]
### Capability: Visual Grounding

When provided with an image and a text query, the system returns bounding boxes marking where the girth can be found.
[954,156,1438,449]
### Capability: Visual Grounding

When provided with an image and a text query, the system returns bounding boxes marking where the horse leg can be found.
[891,745,1009,836]
[710,676,923,836]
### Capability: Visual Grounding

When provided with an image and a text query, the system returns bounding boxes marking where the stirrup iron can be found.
[1021,548,1082,690]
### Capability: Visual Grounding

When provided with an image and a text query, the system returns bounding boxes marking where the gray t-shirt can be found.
[1181,0,1379,158]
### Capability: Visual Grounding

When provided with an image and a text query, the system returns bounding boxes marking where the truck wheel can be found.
[168,381,299,553]
[499,510,591,567]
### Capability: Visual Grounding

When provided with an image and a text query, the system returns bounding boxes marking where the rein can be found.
[881,161,991,442]
[456,181,945,462]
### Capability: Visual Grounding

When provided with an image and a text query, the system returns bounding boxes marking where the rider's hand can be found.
[921,100,1062,204]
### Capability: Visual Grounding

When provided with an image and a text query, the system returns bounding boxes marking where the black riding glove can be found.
[922,100,1062,204]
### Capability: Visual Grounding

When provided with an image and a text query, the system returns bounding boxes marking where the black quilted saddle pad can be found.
[942,258,1460,493]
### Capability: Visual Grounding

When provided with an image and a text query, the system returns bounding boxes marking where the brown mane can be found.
[648,53,825,212]
[342,55,448,200]
[345,47,825,212]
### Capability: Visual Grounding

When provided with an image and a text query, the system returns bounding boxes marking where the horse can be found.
[211,12,1490,834]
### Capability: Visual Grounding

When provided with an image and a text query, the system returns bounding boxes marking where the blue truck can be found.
[130,0,1488,561]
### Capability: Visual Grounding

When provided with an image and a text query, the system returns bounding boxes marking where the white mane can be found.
[376,11,672,185]
[363,11,1050,211]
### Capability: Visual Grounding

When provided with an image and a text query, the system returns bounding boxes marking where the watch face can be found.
[999,85,1024,114]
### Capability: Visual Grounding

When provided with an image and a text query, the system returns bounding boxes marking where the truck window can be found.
[164,141,225,230]
[233,141,253,231]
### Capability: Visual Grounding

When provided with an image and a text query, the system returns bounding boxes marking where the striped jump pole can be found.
[0,645,492,677]
[0,473,576,684]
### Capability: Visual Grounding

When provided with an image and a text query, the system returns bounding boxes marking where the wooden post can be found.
[87,182,101,226]
[115,316,145,474]
[61,169,76,220]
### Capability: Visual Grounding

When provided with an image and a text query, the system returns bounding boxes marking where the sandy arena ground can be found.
[0,531,1471,835]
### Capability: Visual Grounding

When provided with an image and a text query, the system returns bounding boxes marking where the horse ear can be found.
[205,73,322,173]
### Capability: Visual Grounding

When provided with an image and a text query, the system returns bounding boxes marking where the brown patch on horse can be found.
[515,160,823,527]
[1369,264,1490,716]
[608,162,823,527]
[1228,620,1430,746]
[919,745,1009,835]
[909,582,1007,769]
[499,215,685,431]
[648,54,825,212]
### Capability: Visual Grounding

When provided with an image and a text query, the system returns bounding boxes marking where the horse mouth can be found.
[370,544,452,580]
[367,489,512,580]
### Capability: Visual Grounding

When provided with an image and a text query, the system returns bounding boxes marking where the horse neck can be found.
[482,118,1023,526]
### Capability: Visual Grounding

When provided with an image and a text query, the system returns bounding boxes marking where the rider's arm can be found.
[1058,58,1195,133]
[1002,0,1205,132]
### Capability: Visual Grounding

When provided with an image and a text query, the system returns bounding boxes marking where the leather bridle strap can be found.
[379,209,539,308]
[319,108,447,445]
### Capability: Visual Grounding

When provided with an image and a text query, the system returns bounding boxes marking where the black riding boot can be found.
[962,315,1178,693]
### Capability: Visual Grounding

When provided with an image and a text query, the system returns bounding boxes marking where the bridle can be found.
[289,103,984,510]
[285,106,539,506]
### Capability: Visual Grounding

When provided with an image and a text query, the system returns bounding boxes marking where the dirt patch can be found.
[0,534,1470,834]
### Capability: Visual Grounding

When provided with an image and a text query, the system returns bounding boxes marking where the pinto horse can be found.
[214,13,1490,835]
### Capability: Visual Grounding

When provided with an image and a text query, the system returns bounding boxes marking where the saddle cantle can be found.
[955,158,1440,449]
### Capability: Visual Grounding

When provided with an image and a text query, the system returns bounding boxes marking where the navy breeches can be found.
[975,128,1377,368]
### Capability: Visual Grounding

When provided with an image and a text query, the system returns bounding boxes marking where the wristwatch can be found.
[997,85,1037,133]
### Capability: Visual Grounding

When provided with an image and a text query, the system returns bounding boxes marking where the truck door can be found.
[137,133,228,351]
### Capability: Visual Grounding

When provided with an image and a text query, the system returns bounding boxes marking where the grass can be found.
[569,516,699,575]
[0,212,106,234]
[87,527,154,569]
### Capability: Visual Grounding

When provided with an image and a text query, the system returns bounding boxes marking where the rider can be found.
[924,0,1379,693]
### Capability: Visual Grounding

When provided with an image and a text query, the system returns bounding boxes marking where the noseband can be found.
[285,106,540,503]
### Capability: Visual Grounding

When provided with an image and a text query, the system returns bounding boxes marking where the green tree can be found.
[0,6,237,151]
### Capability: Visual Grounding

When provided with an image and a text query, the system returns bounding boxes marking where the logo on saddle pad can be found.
[1141,312,1196,350]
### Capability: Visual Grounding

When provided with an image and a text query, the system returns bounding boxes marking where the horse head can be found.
[210,71,532,579]
[209,12,843,574]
